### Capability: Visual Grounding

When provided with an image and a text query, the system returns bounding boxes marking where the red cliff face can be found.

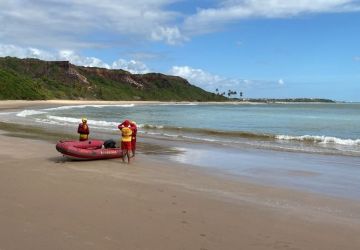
[77,66,145,89]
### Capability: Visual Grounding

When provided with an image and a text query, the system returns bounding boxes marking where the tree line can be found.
[215,88,243,98]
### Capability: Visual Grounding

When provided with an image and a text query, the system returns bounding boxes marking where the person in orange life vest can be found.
[118,120,137,157]
[78,117,89,141]
[119,120,132,163]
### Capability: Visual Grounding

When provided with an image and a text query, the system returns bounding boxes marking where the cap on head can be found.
[123,120,130,126]
[82,117,87,123]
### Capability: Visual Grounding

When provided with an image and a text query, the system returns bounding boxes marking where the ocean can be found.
[8,102,360,157]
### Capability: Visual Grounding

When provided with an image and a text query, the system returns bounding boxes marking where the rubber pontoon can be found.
[56,140,122,160]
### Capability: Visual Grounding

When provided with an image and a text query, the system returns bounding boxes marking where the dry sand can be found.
[1,100,360,250]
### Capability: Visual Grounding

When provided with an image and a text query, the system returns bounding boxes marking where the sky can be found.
[0,0,360,101]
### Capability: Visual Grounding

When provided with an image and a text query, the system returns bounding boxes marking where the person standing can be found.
[78,117,89,141]
[119,120,132,163]
[130,121,137,157]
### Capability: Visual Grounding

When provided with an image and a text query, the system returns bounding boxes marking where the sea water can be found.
[8,102,360,156]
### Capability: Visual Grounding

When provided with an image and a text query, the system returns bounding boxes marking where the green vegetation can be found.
[0,57,226,101]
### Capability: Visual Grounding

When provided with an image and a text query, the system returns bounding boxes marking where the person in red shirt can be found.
[118,120,137,158]
[130,121,137,157]
[118,120,132,163]
[78,117,89,141]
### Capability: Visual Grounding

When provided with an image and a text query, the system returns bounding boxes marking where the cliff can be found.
[0,57,226,101]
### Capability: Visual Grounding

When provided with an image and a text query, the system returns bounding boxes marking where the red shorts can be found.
[121,141,132,150]
[131,138,136,151]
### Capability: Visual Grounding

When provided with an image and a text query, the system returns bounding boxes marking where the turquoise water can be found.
[4,103,360,156]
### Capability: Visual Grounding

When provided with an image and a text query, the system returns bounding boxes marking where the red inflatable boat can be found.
[56,140,123,160]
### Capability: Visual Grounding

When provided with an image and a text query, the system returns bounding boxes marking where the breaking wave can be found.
[140,124,360,147]
[16,110,47,117]
[276,135,360,146]
[47,115,118,127]
[44,104,135,111]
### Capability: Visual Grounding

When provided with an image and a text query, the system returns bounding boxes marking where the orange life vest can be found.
[121,127,132,142]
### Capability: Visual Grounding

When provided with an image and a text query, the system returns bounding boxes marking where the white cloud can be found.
[183,0,360,34]
[0,0,186,47]
[58,50,111,68]
[170,65,287,92]
[150,26,188,45]
[170,65,225,90]
[354,56,360,61]
[0,44,55,60]
[0,43,151,73]
[1,0,359,47]
[112,59,150,74]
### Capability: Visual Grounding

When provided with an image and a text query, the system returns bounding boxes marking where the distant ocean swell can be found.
[28,113,360,147]
[141,124,360,146]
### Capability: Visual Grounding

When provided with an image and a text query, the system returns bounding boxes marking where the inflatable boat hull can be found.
[56,140,123,160]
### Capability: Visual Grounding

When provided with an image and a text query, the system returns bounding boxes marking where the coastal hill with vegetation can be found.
[0,57,226,101]
[0,57,335,103]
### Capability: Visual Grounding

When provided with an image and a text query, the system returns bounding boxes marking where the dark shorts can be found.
[121,141,132,150]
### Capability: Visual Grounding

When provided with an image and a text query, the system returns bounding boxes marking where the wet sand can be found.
[1,134,360,249]
[1,101,360,250]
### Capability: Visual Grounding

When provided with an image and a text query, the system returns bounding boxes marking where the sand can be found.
[1,101,360,250]
[0,100,265,111]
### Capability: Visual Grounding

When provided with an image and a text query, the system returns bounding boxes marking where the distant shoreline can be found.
[0,99,344,110]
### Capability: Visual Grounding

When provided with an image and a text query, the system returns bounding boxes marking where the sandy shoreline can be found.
[1,100,360,249]
[0,99,326,111]
[1,132,360,250]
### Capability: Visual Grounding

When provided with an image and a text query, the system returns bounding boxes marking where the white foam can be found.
[16,110,47,117]
[44,104,135,111]
[276,135,360,146]
[158,103,198,106]
[138,124,164,129]
[0,112,15,115]
[46,115,119,127]
[35,118,63,125]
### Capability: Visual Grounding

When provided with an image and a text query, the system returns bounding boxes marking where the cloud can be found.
[0,0,186,47]
[58,50,111,68]
[112,59,151,74]
[0,44,56,60]
[2,0,359,49]
[169,65,226,90]
[1,0,360,48]
[169,65,282,92]
[150,26,188,45]
[354,56,360,61]
[183,0,360,34]
[0,43,150,73]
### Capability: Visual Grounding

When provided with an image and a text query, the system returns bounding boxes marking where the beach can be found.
[1,101,360,250]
